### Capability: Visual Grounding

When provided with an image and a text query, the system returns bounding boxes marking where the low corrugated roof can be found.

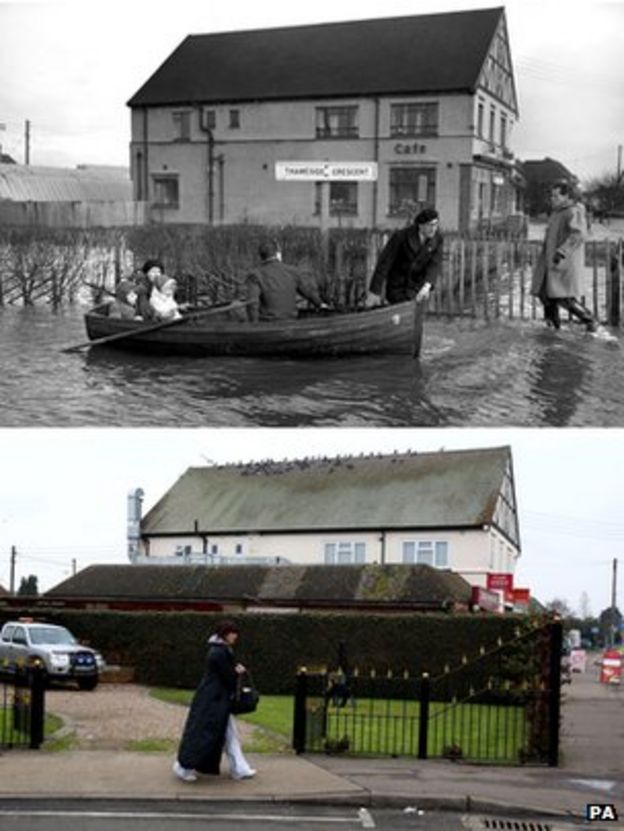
[0,164,132,203]
[141,446,511,535]
[128,8,504,107]
[46,563,472,607]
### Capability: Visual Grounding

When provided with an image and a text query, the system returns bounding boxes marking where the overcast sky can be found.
[1,0,623,182]
[0,427,621,618]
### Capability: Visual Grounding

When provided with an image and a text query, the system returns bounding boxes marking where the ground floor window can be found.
[314,182,358,216]
[388,167,436,216]
[152,175,179,209]
[402,540,449,567]
[324,541,366,564]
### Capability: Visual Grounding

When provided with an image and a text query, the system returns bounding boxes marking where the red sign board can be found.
[471,586,501,612]
[513,588,531,605]
[487,573,513,591]
[600,649,622,685]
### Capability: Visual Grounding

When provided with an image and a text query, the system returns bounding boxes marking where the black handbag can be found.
[231,672,259,715]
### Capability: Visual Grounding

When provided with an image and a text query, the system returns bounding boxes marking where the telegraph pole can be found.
[24,120,31,166]
[10,545,16,595]
[610,557,618,647]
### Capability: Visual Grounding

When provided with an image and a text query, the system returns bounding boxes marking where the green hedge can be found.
[0,608,540,695]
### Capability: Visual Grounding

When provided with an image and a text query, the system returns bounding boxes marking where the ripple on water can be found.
[0,306,622,426]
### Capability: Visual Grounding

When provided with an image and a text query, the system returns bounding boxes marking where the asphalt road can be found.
[0,801,593,831]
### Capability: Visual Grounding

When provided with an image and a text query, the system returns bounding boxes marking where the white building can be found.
[135,446,521,605]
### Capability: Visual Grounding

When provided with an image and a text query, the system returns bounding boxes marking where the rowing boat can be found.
[82,300,421,357]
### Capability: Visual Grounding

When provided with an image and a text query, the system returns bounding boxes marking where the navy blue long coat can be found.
[177,640,238,774]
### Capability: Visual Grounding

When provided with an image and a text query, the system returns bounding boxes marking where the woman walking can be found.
[173,620,256,783]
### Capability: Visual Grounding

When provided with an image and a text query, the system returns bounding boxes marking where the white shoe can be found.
[231,768,256,780]
[172,760,198,782]
[590,326,618,343]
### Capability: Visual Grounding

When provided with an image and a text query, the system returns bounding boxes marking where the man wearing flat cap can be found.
[367,208,443,307]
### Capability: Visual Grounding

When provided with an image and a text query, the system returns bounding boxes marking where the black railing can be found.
[292,622,562,766]
[0,664,46,750]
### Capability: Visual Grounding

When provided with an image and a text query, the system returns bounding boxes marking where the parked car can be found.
[0,619,105,690]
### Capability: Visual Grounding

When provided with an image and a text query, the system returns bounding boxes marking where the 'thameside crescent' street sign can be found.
[276,161,378,182]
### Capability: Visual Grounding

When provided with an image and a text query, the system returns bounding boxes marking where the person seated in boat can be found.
[150,275,183,321]
[245,239,329,322]
[135,259,166,321]
[366,208,443,306]
[107,279,143,320]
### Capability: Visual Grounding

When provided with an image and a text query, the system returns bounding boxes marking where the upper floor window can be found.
[402,540,449,568]
[205,109,216,130]
[229,109,240,129]
[316,106,359,139]
[477,101,485,138]
[489,106,496,143]
[324,541,366,564]
[390,103,438,137]
[152,174,179,209]
[500,113,508,149]
[172,111,191,142]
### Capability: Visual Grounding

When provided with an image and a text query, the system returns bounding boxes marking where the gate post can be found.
[417,672,430,759]
[547,621,563,767]
[292,669,308,754]
[29,663,46,749]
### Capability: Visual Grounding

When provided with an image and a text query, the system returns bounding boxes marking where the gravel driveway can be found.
[46,683,253,750]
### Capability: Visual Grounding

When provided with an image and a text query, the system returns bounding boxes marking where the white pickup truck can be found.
[0,619,105,690]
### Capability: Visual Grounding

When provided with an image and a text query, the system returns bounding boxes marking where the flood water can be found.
[0,304,622,427]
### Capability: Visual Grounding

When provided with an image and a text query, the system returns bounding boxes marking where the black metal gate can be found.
[292,621,562,766]
[0,664,46,749]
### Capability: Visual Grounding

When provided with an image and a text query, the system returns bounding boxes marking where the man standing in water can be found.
[532,181,616,341]
[366,207,443,357]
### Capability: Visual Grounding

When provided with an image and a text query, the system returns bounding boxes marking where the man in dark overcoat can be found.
[367,207,443,356]
[367,207,443,305]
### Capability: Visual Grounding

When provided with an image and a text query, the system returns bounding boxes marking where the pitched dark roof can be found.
[521,157,578,184]
[45,563,472,608]
[128,7,504,107]
[141,446,511,535]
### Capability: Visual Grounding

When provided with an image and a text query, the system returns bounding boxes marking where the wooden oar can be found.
[62,300,248,354]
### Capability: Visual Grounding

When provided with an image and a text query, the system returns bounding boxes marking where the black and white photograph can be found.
[0,0,623,426]
[1,0,623,828]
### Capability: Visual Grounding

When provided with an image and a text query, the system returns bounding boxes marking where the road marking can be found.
[358,806,376,827]
[0,809,359,824]
[569,778,616,792]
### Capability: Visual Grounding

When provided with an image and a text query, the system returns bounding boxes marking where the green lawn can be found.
[318,697,527,761]
[0,708,63,746]
[151,689,293,750]
[150,689,527,761]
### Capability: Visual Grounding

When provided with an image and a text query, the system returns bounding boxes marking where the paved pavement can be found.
[1,659,622,823]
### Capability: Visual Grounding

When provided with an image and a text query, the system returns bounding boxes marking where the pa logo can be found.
[586,803,619,822]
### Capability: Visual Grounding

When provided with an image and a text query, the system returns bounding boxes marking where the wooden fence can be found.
[0,225,622,328]
[428,237,624,327]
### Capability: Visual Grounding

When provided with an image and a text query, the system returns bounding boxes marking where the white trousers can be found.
[224,715,253,777]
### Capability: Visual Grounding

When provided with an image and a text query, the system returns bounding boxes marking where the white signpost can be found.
[275,161,378,182]
[276,161,378,230]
